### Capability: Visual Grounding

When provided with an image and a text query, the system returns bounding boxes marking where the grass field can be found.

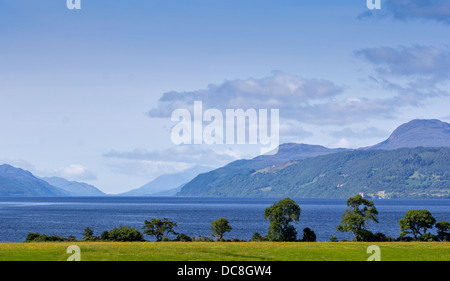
[0,242,449,261]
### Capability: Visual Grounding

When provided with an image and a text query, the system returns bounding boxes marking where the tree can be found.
[83,227,94,240]
[100,230,110,241]
[399,209,436,240]
[337,194,378,241]
[436,221,450,242]
[264,198,301,241]
[301,227,316,242]
[108,226,144,242]
[210,218,232,241]
[143,218,178,242]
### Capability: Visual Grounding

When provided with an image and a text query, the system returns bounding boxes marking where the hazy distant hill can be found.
[120,166,213,196]
[0,165,69,197]
[41,177,105,196]
[366,119,450,150]
[177,119,450,199]
[177,144,348,197]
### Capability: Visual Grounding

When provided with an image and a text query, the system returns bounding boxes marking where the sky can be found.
[1,0,450,194]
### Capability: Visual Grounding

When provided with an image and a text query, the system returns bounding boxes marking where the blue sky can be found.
[1,0,449,193]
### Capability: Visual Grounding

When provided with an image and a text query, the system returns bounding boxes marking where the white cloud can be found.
[54,164,97,181]
[329,138,352,149]
[148,72,343,118]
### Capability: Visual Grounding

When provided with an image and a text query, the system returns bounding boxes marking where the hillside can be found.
[41,177,105,196]
[0,165,69,197]
[176,144,347,197]
[177,147,450,199]
[177,119,450,199]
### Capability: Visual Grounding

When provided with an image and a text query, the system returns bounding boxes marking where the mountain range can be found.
[0,165,105,197]
[177,119,450,199]
[1,119,449,198]
[119,165,213,196]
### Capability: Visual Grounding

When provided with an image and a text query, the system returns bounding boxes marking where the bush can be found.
[192,235,214,242]
[108,226,144,242]
[329,236,338,242]
[176,233,192,242]
[251,232,268,241]
[25,233,69,242]
[230,238,246,242]
[26,232,41,242]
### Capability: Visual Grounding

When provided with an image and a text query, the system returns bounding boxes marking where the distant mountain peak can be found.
[40,176,105,196]
[368,119,450,150]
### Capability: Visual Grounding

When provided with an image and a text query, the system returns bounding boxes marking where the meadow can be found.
[0,242,448,261]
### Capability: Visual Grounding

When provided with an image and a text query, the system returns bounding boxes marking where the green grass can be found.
[0,242,449,261]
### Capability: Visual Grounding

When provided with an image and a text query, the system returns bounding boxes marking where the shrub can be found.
[176,233,192,242]
[108,226,144,242]
[251,232,269,241]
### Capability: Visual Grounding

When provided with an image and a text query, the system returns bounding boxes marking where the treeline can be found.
[25,195,450,242]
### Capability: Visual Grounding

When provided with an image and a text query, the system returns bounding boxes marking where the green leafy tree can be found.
[100,230,110,241]
[264,198,301,241]
[108,226,144,242]
[399,210,436,240]
[143,218,178,242]
[83,227,94,240]
[436,221,450,241]
[210,218,232,241]
[337,194,379,241]
[251,232,264,241]
[301,227,316,242]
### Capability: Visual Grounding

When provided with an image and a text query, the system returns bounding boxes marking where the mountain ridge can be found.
[177,119,450,198]
[0,164,69,197]
[40,177,106,196]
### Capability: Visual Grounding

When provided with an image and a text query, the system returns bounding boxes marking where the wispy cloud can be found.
[328,126,389,139]
[355,45,450,80]
[360,0,450,24]
[353,45,450,123]
[103,145,244,179]
[148,72,343,119]
[104,145,240,166]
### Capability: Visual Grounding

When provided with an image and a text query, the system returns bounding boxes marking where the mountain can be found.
[366,119,450,150]
[40,177,105,196]
[120,166,213,196]
[177,119,450,198]
[177,147,450,199]
[176,144,348,197]
[0,164,69,197]
[149,184,185,196]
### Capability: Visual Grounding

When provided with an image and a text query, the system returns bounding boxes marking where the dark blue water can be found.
[0,197,449,242]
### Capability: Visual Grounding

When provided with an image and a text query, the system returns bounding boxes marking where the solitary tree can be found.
[210,218,232,241]
[143,218,178,242]
[436,221,450,242]
[83,227,94,240]
[399,209,436,240]
[264,198,301,241]
[301,227,316,242]
[337,194,378,241]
